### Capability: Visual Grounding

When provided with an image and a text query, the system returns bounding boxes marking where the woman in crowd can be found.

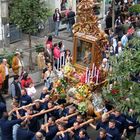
[21,72,33,88]
[44,65,55,90]
[65,49,72,64]
[53,43,61,70]
[46,35,53,49]
[53,8,61,37]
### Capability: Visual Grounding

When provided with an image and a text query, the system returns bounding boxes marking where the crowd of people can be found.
[0,81,140,140]
[0,1,140,140]
[53,7,75,37]
[105,0,140,56]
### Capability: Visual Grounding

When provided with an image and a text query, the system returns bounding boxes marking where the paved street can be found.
[3,30,139,140]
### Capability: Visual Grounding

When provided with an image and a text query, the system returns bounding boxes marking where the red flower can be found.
[111,89,119,94]
[80,74,86,83]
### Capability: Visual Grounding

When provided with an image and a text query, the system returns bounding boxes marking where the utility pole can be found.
[0,0,9,48]
[112,0,115,30]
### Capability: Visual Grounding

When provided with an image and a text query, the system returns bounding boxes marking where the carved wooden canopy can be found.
[73,0,108,47]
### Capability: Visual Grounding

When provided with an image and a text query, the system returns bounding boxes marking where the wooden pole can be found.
[21,105,63,120]
[14,99,44,111]
[57,118,95,135]
[64,112,78,120]
[54,112,79,124]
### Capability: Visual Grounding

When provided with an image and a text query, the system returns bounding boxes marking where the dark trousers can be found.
[2,75,9,94]
[0,91,6,104]
[126,131,136,140]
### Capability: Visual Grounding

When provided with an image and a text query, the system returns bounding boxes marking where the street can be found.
[6,29,140,139]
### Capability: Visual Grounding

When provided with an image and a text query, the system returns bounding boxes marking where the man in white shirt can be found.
[112,35,118,54]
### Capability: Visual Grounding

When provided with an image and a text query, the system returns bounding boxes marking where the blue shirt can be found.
[67,116,76,128]
[20,94,32,107]
[53,132,70,140]
[28,117,39,132]
[109,114,126,133]
[16,127,34,140]
[0,118,22,140]
[121,35,128,47]
[40,92,50,100]
[45,124,58,140]
[96,121,109,130]
[125,115,140,132]
[0,102,7,119]
[106,127,120,140]
[76,135,90,140]
[96,136,111,140]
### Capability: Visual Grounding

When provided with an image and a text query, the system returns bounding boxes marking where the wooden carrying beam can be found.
[16,99,45,111]
[21,105,63,119]
[64,112,79,120]
[53,112,79,125]
[57,118,95,135]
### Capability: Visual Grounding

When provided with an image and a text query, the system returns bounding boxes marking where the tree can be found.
[102,37,140,121]
[129,4,140,13]
[10,0,50,69]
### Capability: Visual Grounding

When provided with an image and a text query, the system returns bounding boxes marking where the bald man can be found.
[32,132,44,140]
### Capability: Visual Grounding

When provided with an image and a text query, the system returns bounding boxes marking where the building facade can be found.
[0,0,9,48]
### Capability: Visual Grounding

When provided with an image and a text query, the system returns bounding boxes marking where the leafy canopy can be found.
[10,0,50,33]
[102,37,140,121]
[129,4,140,13]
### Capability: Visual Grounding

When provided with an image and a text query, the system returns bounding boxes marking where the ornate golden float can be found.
[53,0,108,117]
[72,0,108,69]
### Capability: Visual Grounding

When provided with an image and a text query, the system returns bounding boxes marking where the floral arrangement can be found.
[54,78,67,98]
[78,102,87,115]
[63,63,74,75]
[75,83,91,101]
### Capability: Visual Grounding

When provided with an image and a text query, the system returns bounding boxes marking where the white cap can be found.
[103,58,108,63]
[3,59,7,62]
[15,52,20,55]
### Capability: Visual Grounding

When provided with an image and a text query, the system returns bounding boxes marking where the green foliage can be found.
[129,4,140,13]
[78,102,87,115]
[35,44,44,53]
[0,49,14,68]
[102,37,140,121]
[10,0,50,34]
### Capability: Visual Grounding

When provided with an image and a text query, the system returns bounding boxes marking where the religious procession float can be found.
[51,0,108,119]
[14,0,109,127]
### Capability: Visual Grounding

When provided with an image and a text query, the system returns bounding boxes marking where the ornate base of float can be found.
[52,0,108,119]
[53,63,107,119]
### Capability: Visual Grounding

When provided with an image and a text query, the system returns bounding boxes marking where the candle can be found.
[96,70,99,84]
[91,63,95,78]
[88,70,90,84]
[85,67,89,83]
[63,52,65,66]
[94,66,96,77]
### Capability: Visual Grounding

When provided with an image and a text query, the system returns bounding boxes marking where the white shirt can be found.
[5,65,9,76]
[26,87,36,97]
[57,13,60,21]
[112,38,117,52]
[118,47,122,54]
[18,58,22,67]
